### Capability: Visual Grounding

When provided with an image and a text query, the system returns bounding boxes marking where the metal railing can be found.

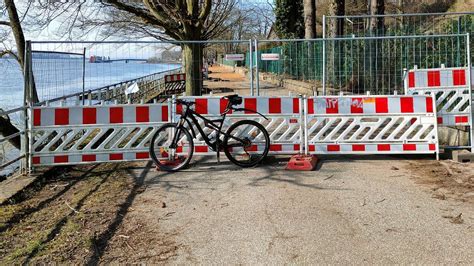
[0,107,27,177]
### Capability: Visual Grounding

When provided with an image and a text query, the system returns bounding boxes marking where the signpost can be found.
[225,54,245,61]
[261,53,280,61]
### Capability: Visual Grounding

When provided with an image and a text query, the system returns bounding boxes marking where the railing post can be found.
[82,47,86,105]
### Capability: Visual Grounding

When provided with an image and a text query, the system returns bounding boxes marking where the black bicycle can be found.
[149,95,270,171]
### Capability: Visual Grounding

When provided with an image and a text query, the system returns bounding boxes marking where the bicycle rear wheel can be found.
[149,123,194,172]
[223,120,270,167]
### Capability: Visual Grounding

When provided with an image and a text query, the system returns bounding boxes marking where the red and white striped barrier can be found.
[30,95,440,167]
[305,95,439,156]
[164,73,186,83]
[176,96,304,155]
[31,103,171,166]
[405,66,473,126]
[177,97,301,116]
[307,96,434,115]
[407,68,469,88]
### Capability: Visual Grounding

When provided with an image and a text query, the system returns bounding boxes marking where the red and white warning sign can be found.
[225,54,245,61]
[261,53,280,61]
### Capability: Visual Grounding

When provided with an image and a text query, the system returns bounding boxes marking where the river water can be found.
[0,58,180,111]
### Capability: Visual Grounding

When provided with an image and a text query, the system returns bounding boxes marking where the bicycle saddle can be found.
[224,94,242,106]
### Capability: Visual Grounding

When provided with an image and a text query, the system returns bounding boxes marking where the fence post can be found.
[82,47,86,105]
[22,40,34,174]
[466,33,473,152]
[403,68,408,95]
[249,39,254,96]
[322,15,327,96]
[254,39,260,96]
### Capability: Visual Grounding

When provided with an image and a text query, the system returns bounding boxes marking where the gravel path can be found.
[130,156,474,264]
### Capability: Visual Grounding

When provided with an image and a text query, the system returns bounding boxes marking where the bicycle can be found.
[149,95,270,171]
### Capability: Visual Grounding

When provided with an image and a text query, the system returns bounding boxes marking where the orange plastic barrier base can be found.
[157,156,185,169]
[286,154,318,171]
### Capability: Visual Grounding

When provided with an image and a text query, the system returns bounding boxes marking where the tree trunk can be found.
[366,0,385,93]
[183,43,203,96]
[329,0,345,37]
[303,0,316,39]
[328,0,345,92]
[369,0,385,36]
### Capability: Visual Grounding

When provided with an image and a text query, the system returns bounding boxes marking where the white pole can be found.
[249,39,254,96]
[466,33,473,152]
[254,39,260,96]
[322,15,327,96]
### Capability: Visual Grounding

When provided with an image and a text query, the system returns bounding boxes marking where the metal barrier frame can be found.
[303,95,439,158]
[27,93,440,169]
[173,95,305,155]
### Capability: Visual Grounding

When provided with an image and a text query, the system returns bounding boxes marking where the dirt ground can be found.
[408,160,474,204]
[0,155,473,264]
[205,65,290,96]
[0,162,179,264]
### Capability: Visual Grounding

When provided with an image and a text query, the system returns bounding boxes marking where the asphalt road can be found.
[130,155,474,264]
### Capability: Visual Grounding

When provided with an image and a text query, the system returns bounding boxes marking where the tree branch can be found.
[198,0,212,22]
[0,49,19,63]
[0,21,10,26]
[104,0,182,39]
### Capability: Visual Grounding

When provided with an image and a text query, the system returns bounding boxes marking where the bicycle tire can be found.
[223,120,270,167]
[149,123,194,172]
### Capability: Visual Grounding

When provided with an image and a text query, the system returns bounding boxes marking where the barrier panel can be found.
[175,96,304,155]
[163,73,186,95]
[31,103,170,166]
[405,66,473,126]
[304,95,439,155]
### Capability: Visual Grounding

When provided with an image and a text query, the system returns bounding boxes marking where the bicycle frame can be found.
[171,102,268,156]
[175,106,231,151]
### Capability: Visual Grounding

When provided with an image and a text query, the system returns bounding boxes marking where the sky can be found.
[1,0,274,58]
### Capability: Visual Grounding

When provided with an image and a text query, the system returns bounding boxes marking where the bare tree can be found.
[101,0,237,96]
[0,0,35,149]
[0,0,84,149]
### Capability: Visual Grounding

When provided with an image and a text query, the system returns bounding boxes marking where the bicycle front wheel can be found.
[223,120,270,167]
[149,123,194,172]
